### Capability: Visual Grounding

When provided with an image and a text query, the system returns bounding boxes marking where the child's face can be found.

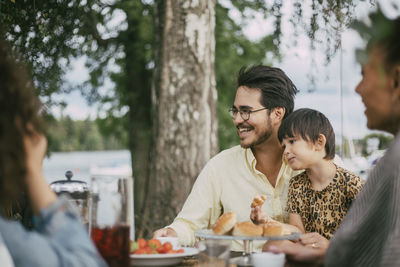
[281,135,320,170]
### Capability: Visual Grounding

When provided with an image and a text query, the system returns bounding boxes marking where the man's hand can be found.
[153,227,178,238]
[250,206,271,225]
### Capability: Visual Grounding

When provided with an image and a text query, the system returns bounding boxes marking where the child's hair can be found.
[278,108,335,159]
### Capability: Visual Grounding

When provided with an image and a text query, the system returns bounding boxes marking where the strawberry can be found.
[137,238,147,249]
[148,239,162,249]
[156,246,167,254]
[134,248,147,254]
[163,241,173,252]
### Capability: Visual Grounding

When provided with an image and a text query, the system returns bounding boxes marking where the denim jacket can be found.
[0,197,106,267]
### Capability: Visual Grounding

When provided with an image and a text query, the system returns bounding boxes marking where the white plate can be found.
[130,247,199,266]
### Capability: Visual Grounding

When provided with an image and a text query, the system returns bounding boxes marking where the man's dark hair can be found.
[369,13,400,71]
[237,65,298,119]
[355,8,400,71]
[278,108,335,160]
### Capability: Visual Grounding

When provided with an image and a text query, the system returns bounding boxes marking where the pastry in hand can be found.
[251,194,267,208]
[212,212,237,235]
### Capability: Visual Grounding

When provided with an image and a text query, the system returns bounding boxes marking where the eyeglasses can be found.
[228,107,268,121]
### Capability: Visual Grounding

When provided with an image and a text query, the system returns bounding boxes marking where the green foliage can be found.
[215,3,279,150]
[352,6,397,44]
[1,0,371,152]
[0,0,277,152]
[0,0,85,101]
[227,0,375,63]
[352,6,398,65]
[1,0,153,159]
[45,115,127,152]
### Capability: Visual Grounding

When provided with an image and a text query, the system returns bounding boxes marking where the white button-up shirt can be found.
[168,145,300,251]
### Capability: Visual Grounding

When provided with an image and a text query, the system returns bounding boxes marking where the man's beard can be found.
[240,119,273,149]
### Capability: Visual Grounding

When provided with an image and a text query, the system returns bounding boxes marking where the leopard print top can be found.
[287,165,364,240]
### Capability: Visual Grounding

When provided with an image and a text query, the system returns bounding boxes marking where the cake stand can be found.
[195,229,300,267]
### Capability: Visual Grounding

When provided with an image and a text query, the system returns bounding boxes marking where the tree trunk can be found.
[142,0,218,235]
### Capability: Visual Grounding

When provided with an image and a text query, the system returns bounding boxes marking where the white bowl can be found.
[251,252,285,267]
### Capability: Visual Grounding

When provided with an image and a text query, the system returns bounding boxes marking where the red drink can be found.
[91,225,130,267]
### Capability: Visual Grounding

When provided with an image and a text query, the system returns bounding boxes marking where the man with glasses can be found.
[154,65,299,251]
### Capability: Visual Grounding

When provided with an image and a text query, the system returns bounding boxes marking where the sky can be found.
[52,1,397,141]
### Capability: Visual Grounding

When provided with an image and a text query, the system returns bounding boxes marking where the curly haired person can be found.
[0,40,106,267]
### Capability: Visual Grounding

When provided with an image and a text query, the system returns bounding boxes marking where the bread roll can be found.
[263,221,283,236]
[212,212,237,235]
[251,194,267,208]
[232,221,263,237]
[263,221,300,236]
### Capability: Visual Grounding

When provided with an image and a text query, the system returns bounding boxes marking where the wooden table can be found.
[176,255,238,267]
[176,250,253,266]
[178,258,237,267]
[176,257,198,266]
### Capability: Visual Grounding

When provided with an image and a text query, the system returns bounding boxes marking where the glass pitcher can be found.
[90,173,134,267]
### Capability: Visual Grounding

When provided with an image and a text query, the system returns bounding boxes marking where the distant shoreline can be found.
[43,150,131,183]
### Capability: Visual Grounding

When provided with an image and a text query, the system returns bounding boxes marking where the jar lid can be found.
[50,170,89,199]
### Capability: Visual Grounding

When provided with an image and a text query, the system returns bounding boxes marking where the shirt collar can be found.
[244,147,288,171]
[244,146,287,169]
[243,147,294,187]
[244,147,256,173]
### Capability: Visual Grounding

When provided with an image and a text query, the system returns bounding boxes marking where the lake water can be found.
[43,150,131,183]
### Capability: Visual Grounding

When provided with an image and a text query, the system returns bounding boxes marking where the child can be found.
[252,108,363,240]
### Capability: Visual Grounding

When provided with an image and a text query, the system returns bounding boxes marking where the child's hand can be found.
[250,206,271,225]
